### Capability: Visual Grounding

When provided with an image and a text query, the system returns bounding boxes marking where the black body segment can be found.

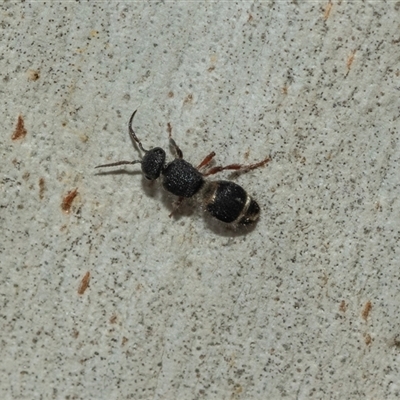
[237,198,260,225]
[162,159,205,197]
[205,181,248,223]
[141,147,166,180]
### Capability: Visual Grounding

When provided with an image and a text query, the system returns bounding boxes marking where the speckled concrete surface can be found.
[1,2,400,399]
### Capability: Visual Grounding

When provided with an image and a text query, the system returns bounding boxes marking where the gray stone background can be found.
[1,2,400,399]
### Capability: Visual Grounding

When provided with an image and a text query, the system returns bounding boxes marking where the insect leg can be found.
[203,156,270,177]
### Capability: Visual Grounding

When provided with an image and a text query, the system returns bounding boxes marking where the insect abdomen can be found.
[203,181,260,225]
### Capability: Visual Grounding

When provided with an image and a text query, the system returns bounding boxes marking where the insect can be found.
[96,111,270,226]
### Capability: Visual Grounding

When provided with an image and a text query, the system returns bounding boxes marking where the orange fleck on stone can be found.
[62,188,78,213]
[362,301,372,321]
[12,115,27,140]
[78,272,90,295]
